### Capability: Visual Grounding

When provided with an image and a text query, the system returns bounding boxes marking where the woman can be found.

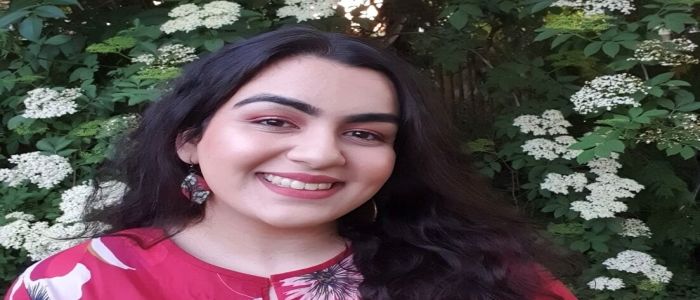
[6,27,577,300]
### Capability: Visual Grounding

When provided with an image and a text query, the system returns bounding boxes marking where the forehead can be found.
[229,55,398,114]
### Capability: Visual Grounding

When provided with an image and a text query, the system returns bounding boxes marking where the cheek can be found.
[349,148,396,185]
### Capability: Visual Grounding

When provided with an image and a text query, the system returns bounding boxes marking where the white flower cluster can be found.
[541,172,588,195]
[0,152,73,189]
[621,218,652,238]
[631,38,699,67]
[0,181,124,260]
[132,44,198,67]
[56,181,127,223]
[160,1,241,34]
[570,74,649,114]
[100,114,140,138]
[521,136,582,160]
[0,214,85,260]
[552,0,635,15]
[513,110,572,136]
[22,87,82,119]
[571,173,644,220]
[587,276,625,290]
[603,250,673,283]
[277,0,336,22]
[586,152,621,176]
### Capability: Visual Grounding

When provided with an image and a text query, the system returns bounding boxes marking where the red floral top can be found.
[5,228,577,300]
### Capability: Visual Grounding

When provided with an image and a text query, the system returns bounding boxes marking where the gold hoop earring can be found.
[371,200,378,222]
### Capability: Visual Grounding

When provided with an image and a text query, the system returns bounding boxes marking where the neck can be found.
[171,202,347,277]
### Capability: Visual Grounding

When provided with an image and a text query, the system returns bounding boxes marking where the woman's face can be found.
[177,55,398,229]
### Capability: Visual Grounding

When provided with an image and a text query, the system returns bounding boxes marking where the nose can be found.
[286,128,346,169]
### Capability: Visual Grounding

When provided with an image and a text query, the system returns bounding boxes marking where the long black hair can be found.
[89,26,569,299]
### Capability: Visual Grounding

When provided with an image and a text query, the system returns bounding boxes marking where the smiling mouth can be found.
[262,174,335,191]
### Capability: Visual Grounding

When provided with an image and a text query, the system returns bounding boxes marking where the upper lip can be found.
[260,172,341,183]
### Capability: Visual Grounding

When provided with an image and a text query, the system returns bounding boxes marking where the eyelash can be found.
[252,118,384,143]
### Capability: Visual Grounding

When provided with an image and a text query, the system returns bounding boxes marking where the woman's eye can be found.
[256,119,296,128]
[346,130,382,142]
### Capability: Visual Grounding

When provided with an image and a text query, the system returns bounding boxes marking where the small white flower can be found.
[22,87,82,119]
[621,218,652,238]
[132,44,198,68]
[161,1,241,34]
[541,173,588,195]
[570,199,627,220]
[603,250,673,283]
[168,3,199,17]
[131,54,156,65]
[0,152,73,189]
[631,38,699,67]
[277,0,337,22]
[4,212,35,222]
[570,74,649,114]
[586,173,644,203]
[23,222,86,261]
[587,276,626,290]
[552,0,635,15]
[0,215,34,249]
[522,136,582,160]
[587,152,621,175]
[57,181,127,223]
[513,110,572,136]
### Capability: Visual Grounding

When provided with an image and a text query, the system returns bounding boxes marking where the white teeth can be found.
[263,174,334,191]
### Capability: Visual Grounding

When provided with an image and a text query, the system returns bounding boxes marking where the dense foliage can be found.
[0,0,699,298]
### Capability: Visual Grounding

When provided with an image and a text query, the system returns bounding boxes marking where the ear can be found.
[176,133,199,164]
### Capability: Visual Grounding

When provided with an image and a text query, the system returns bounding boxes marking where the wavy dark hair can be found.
[89,26,570,299]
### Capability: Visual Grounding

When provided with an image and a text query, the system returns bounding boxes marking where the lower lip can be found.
[257,174,342,200]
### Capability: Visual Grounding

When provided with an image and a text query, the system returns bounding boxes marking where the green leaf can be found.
[640,109,668,118]
[648,72,675,86]
[658,99,676,109]
[0,9,29,28]
[550,34,572,49]
[448,8,468,30]
[583,41,602,56]
[34,5,66,19]
[45,0,80,5]
[628,107,643,118]
[674,90,695,105]
[602,42,620,58]
[648,86,663,97]
[576,149,596,164]
[665,80,691,87]
[204,39,224,52]
[534,29,558,42]
[603,139,625,152]
[45,34,71,45]
[531,0,554,13]
[7,115,31,130]
[460,4,483,17]
[570,240,590,252]
[591,241,609,252]
[19,16,43,41]
[679,146,695,159]
[666,144,683,155]
[594,144,612,157]
[677,102,700,112]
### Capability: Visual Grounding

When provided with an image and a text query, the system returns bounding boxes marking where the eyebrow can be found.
[233,93,399,125]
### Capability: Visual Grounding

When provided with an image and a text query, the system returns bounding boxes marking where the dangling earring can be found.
[181,164,211,204]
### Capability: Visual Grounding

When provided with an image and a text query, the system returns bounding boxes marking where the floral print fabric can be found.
[5,228,361,300]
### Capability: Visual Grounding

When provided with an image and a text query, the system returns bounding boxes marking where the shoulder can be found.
[5,227,168,300]
[532,268,578,300]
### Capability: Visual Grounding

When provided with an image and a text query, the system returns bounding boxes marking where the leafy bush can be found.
[1,0,699,298]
